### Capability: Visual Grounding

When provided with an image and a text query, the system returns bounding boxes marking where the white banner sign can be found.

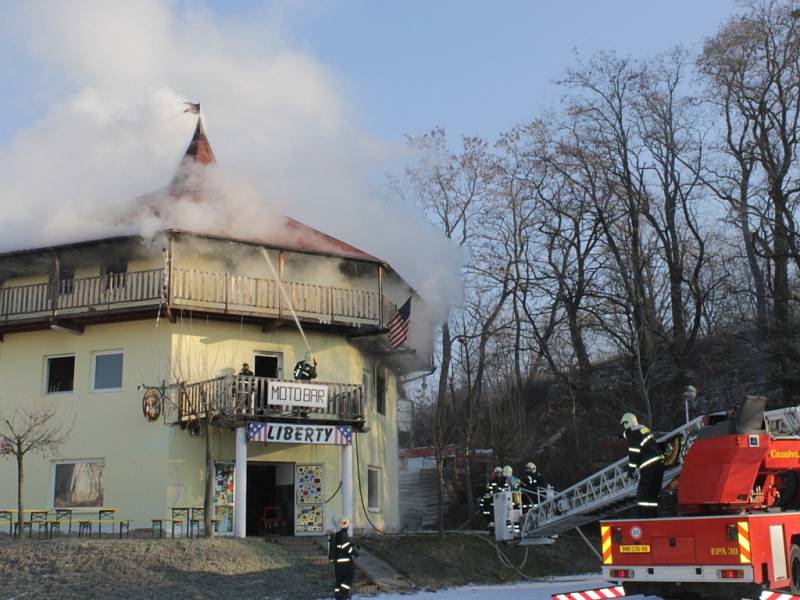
[267,380,328,409]
[250,422,352,446]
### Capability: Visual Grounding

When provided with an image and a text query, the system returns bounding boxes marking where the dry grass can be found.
[0,537,329,600]
[359,531,599,589]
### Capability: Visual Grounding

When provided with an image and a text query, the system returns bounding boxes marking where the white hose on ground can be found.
[458,532,532,579]
[260,248,312,353]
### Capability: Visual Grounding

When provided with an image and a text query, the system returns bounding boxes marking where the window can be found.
[57,264,75,296]
[102,259,127,290]
[46,355,75,394]
[367,466,381,512]
[376,368,386,415]
[92,351,123,392]
[53,460,104,507]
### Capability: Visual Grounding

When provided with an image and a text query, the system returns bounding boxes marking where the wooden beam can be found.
[49,320,84,335]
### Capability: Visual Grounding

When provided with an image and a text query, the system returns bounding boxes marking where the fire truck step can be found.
[761,591,800,600]
[551,585,625,599]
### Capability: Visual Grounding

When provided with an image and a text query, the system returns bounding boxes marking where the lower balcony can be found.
[168,375,365,429]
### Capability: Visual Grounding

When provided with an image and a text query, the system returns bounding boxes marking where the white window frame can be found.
[91,350,124,393]
[367,466,382,513]
[44,353,76,396]
[51,458,106,509]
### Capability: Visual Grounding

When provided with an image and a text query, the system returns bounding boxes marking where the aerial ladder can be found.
[494,404,800,546]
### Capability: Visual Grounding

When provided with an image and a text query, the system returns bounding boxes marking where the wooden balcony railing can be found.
[171,267,383,324]
[173,375,364,425]
[0,269,163,319]
[0,266,394,328]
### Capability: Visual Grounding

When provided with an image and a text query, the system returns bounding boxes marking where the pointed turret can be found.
[170,116,216,193]
[182,116,216,165]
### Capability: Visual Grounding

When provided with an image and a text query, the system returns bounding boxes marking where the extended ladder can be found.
[517,405,800,545]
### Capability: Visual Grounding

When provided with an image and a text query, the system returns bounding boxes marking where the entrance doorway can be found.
[254,353,282,379]
[245,462,294,536]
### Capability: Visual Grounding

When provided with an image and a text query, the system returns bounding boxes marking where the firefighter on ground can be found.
[481,466,504,533]
[501,465,521,533]
[521,462,545,513]
[621,412,665,518]
[329,516,358,599]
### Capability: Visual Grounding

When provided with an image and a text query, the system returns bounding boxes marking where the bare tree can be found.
[402,128,490,533]
[0,402,72,536]
[700,1,800,403]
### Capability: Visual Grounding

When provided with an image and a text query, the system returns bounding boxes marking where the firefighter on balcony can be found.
[329,516,358,599]
[293,351,318,381]
[521,462,544,513]
[236,362,254,412]
[621,412,665,518]
[481,466,504,533]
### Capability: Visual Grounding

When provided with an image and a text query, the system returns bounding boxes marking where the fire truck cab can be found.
[602,396,800,599]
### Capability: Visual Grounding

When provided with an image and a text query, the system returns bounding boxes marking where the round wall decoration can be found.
[142,389,162,422]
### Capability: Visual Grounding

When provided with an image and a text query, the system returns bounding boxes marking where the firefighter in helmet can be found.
[329,516,358,599]
[621,412,664,518]
[521,462,545,513]
[481,466,504,533]
[293,351,318,381]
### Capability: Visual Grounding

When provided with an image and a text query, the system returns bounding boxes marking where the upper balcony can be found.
[0,266,397,333]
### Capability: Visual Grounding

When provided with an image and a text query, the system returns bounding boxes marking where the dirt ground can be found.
[0,537,329,600]
[359,531,599,589]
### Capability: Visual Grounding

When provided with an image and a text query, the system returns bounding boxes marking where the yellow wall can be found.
[165,318,400,533]
[0,317,400,534]
[0,321,173,528]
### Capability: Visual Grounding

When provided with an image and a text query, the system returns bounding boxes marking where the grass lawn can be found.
[359,531,599,589]
[0,537,329,600]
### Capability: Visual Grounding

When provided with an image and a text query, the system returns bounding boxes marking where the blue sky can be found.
[1,1,740,146]
[0,0,742,306]
[208,0,740,142]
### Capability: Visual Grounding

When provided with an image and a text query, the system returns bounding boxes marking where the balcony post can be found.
[234,426,248,538]
[342,440,353,535]
[378,265,384,327]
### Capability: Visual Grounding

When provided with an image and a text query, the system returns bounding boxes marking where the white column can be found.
[342,441,354,535]
[234,426,248,538]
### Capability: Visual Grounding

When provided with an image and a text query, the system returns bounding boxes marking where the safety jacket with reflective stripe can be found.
[332,528,357,565]
[624,424,663,471]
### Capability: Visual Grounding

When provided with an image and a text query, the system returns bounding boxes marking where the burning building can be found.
[0,114,428,537]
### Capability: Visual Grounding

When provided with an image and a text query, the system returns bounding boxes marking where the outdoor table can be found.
[171,507,191,537]
[1,509,50,538]
[70,507,117,538]
[98,508,116,537]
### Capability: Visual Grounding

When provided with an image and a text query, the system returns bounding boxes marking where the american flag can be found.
[387,297,412,349]
[248,422,268,442]
[335,426,353,446]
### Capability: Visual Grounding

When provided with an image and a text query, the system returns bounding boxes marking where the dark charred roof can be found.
[0,114,384,264]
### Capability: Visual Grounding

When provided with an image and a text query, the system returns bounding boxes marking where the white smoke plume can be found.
[0,0,462,329]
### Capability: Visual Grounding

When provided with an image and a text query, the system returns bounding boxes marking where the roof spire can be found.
[182,113,216,166]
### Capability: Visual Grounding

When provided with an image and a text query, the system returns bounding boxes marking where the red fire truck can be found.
[601,397,800,599]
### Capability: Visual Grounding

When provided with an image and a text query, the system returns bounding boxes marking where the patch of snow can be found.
[348,575,659,599]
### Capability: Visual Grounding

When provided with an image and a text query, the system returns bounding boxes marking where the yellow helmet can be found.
[502,465,513,477]
[493,466,503,475]
[620,413,638,429]
[336,516,350,529]
[525,462,536,472]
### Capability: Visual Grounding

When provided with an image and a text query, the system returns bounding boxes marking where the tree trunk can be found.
[16,452,23,538]
[435,321,452,536]
[203,418,215,538]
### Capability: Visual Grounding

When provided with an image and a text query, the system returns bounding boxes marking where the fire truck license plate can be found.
[619,544,651,553]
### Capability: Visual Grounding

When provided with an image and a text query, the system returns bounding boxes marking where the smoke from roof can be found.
[0,0,462,326]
